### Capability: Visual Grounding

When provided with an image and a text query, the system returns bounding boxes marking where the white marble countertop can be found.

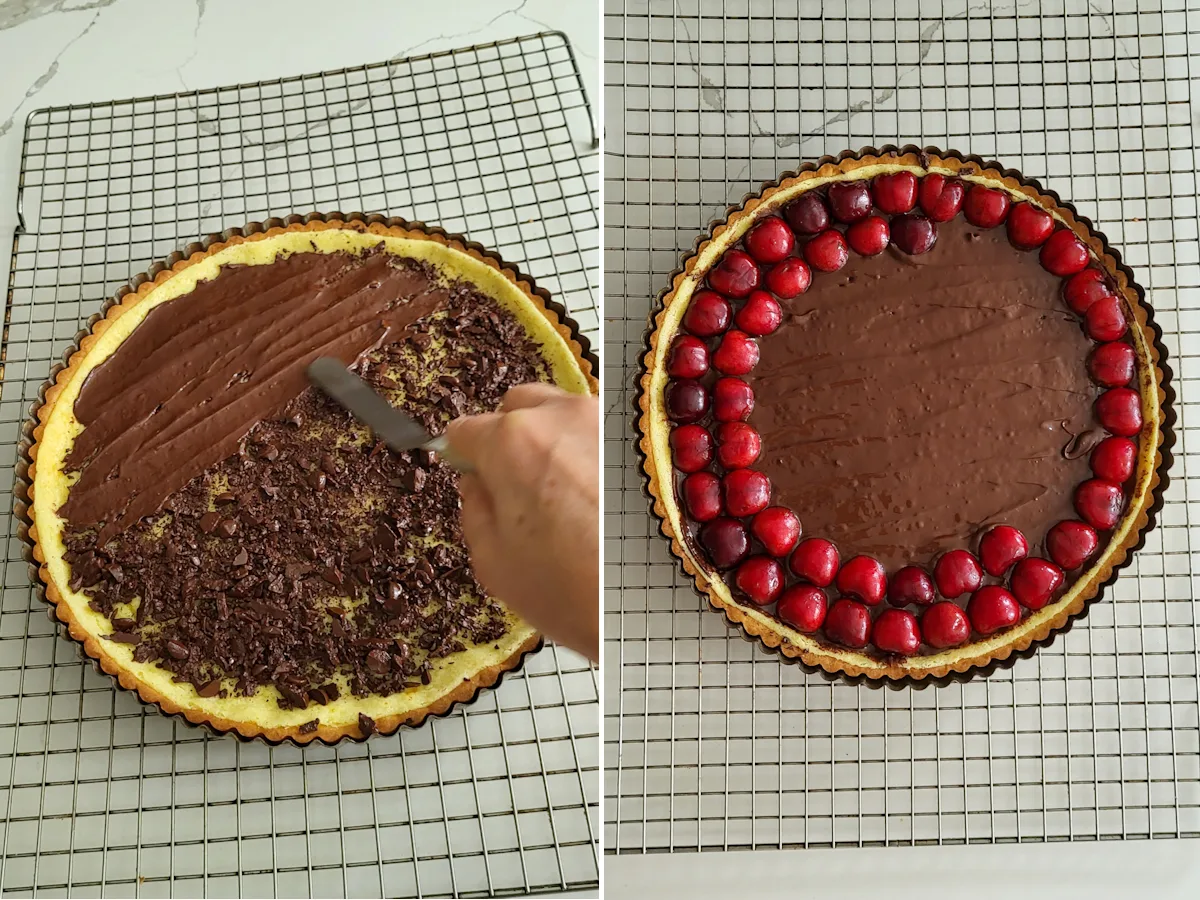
[0,0,598,299]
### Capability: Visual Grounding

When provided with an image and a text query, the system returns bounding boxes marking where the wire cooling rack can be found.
[604,0,1200,854]
[1,32,598,898]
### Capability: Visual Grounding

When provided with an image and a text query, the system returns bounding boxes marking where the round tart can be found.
[638,147,1170,683]
[23,214,597,742]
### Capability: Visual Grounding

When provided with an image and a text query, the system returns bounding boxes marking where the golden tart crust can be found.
[637,147,1170,683]
[23,214,598,742]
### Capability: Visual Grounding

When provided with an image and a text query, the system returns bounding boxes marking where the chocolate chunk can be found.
[320,454,339,476]
[373,524,398,553]
[232,548,249,567]
[166,640,190,660]
[111,617,137,632]
[197,679,222,698]
[358,713,376,737]
[400,468,426,494]
[259,444,279,462]
[417,449,436,468]
[349,547,373,565]
[106,631,140,644]
[199,511,221,534]
[217,518,239,538]
[278,684,307,709]
[297,456,314,471]
[308,687,328,705]
[306,471,327,491]
[214,491,236,504]
[321,567,344,587]
[299,719,320,735]
[366,649,391,673]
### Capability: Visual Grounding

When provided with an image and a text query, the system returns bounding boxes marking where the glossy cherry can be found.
[921,601,971,649]
[963,184,1011,228]
[978,525,1029,577]
[1090,436,1137,484]
[1009,557,1064,611]
[1088,341,1135,388]
[789,538,840,587]
[835,555,887,606]
[1074,478,1125,530]
[887,566,936,608]
[933,549,983,599]
[667,335,710,379]
[735,290,783,336]
[967,586,1021,636]
[699,517,749,569]
[919,173,966,222]
[827,181,872,223]
[722,469,771,518]
[682,472,722,522]
[665,379,708,424]
[1005,202,1055,250]
[890,214,937,255]
[873,171,918,214]
[1063,268,1114,316]
[712,377,755,422]
[804,229,850,273]
[823,598,872,649]
[873,608,921,656]
[715,421,762,469]
[777,584,827,633]
[734,556,784,605]
[764,257,811,298]
[846,215,890,256]
[712,329,760,376]
[1095,387,1142,437]
[1046,519,1100,571]
[751,506,802,558]
[669,424,713,473]
[1084,295,1127,342]
[784,192,831,235]
[743,217,795,264]
[708,249,760,298]
[682,290,732,337]
[1040,229,1090,276]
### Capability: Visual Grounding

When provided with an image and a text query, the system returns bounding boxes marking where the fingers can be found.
[500,381,568,411]
[444,411,503,470]
[456,472,499,587]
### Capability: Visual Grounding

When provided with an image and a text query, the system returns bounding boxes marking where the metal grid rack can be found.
[1,32,598,898]
[604,0,1200,853]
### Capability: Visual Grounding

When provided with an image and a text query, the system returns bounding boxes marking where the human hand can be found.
[445,383,599,661]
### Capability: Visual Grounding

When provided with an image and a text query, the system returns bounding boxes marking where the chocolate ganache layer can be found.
[63,247,447,547]
[747,215,1099,571]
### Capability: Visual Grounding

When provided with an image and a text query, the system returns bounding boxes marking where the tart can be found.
[638,147,1170,683]
[23,214,597,742]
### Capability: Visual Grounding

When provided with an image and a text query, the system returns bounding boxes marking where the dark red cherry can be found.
[887,566,936,608]
[873,608,920,656]
[963,184,1011,228]
[827,181,872,223]
[1085,295,1127,342]
[722,469,771,518]
[764,257,811,298]
[665,379,708,424]
[777,584,827,633]
[1088,341,1135,388]
[735,555,784,605]
[715,421,761,469]
[1046,520,1099,571]
[804,229,849,272]
[1094,387,1142,437]
[712,329,760,376]
[1063,268,1114,315]
[1074,478,1125,531]
[669,424,713,473]
[1006,202,1055,249]
[933,549,983,599]
[735,290,783,336]
[1090,436,1137,484]
[712,376,754,422]
[1040,229,1090,276]
[846,215,890,256]
[921,602,970,649]
[708,249,760,298]
[682,471,722,522]
[967,586,1021,636]
[789,538,839,587]
[667,335,710,379]
[751,506,802,558]
[873,171,918,215]
[835,555,887,606]
[784,192,831,235]
[682,290,732,337]
[699,517,749,569]
[978,525,1029,577]
[919,174,966,222]
[890,214,937,255]
[743,217,795,264]
[824,598,872,649]
[1009,557,1064,611]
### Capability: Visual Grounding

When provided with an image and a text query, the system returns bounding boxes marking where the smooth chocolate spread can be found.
[747,215,1099,570]
[63,247,448,547]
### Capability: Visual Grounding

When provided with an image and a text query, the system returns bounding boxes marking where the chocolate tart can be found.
[22,213,597,743]
[638,147,1169,683]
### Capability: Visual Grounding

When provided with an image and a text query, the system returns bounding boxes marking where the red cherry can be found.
[735,290,783,336]
[669,424,713,473]
[967,586,1021,636]
[1046,520,1100,571]
[722,469,771,518]
[1010,557,1064,611]
[1040,229,1090,276]
[1085,295,1127,342]
[1006,202,1055,250]
[921,602,971,649]
[890,214,938,255]
[1091,436,1137,484]
[699,517,749,569]
[963,184,1011,228]
[873,171,918,215]
[978,525,1029,577]
[789,538,839,587]
[712,329,760,376]
[777,584,827,633]
[1095,387,1143,437]
[735,556,784,605]
[835,555,887,606]
[715,421,762,469]
[846,215,890,256]
[751,506,802,558]
[708,249,760,298]
[887,566,936,607]
[743,217,795,264]
[804,229,849,272]
[667,335,710,379]
[919,174,966,222]
[764,257,811,298]
[827,181,872,223]
[665,379,708,423]
[873,608,920,656]
[933,549,983,599]
[712,377,755,422]
[1088,342,1135,388]
[784,193,831,235]
[1063,268,1114,315]
[1074,478,1125,530]
[682,290,732,337]
[823,598,872,649]
[682,472,722,522]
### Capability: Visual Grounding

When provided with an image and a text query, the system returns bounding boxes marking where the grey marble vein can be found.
[0,0,116,32]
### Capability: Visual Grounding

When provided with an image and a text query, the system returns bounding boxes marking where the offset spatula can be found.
[306,357,471,472]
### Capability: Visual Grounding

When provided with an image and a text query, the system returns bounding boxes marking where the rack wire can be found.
[604,0,1200,853]
[1,32,599,898]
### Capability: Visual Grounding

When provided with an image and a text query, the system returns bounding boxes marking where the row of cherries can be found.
[665,169,1146,656]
